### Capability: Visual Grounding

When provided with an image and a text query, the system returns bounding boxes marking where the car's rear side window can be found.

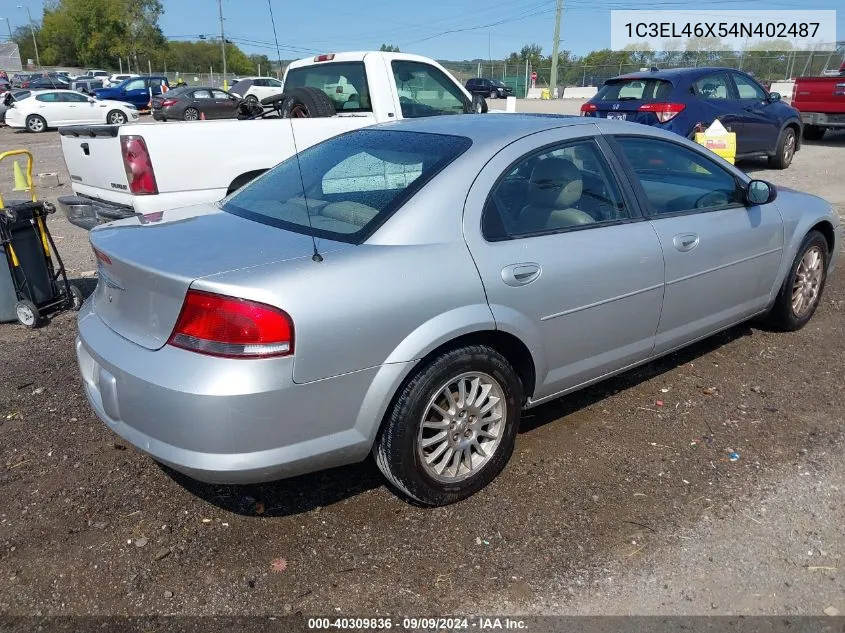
[596,79,673,101]
[223,129,472,244]
[284,62,372,113]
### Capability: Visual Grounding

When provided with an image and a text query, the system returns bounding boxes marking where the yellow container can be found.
[541,88,550,100]
[694,131,736,164]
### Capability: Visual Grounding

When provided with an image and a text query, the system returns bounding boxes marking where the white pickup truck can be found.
[58,51,489,229]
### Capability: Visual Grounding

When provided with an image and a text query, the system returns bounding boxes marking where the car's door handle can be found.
[673,233,700,252]
[501,263,541,287]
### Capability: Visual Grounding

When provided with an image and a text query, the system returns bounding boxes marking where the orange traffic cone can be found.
[200,111,206,120]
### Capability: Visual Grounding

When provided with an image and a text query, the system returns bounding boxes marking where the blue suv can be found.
[93,75,170,110]
[581,67,802,169]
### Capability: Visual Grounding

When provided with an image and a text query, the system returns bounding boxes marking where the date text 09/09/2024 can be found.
[307,617,528,630]
[624,21,820,39]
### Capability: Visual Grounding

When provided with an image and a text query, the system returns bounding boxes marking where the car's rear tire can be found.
[25,114,46,133]
[281,87,336,118]
[374,345,522,506]
[107,110,127,125]
[802,125,825,141]
[768,126,796,169]
[765,230,828,331]
[184,107,199,121]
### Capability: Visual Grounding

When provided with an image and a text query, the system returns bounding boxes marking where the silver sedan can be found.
[76,114,841,506]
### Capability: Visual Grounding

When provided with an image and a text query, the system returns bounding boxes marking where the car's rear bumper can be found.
[800,112,845,128]
[76,301,378,484]
[58,194,136,230]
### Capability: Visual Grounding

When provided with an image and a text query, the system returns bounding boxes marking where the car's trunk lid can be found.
[89,204,351,350]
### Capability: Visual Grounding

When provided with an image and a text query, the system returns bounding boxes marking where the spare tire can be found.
[282,87,336,118]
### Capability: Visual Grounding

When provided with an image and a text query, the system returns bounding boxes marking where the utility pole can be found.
[0,18,12,41]
[217,0,228,89]
[17,4,40,68]
[549,0,564,97]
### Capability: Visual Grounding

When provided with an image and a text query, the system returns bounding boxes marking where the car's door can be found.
[32,92,66,124]
[210,89,237,118]
[728,71,780,154]
[463,131,665,402]
[119,78,148,108]
[188,88,212,116]
[608,134,783,355]
[61,91,100,123]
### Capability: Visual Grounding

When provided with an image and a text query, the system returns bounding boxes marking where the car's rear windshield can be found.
[596,78,673,101]
[223,129,472,244]
[284,61,372,113]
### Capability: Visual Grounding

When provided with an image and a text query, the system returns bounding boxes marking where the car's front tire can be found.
[374,345,522,506]
[184,107,199,121]
[25,114,46,133]
[768,126,796,169]
[107,110,127,124]
[766,230,829,331]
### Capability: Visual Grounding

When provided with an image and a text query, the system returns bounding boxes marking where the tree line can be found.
[11,0,274,75]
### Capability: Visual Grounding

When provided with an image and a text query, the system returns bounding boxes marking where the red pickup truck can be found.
[792,72,845,141]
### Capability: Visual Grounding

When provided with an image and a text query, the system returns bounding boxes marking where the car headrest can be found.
[528,157,583,208]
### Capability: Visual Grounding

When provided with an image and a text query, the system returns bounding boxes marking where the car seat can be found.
[515,158,595,233]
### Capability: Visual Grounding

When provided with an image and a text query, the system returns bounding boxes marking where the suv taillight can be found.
[580,103,597,116]
[168,290,294,359]
[120,135,158,195]
[638,102,685,123]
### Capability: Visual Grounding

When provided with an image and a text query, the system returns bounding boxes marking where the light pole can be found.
[16,4,39,69]
[0,18,12,41]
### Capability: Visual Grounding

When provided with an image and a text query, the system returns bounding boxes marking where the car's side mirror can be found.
[768,92,781,102]
[746,179,777,205]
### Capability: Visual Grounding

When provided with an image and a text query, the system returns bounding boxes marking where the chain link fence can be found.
[442,43,845,98]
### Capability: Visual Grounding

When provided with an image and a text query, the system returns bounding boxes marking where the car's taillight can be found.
[313,53,335,62]
[93,247,112,265]
[160,99,177,107]
[638,102,685,123]
[168,290,294,359]
[120,134,158,195]
[580,103,597,116]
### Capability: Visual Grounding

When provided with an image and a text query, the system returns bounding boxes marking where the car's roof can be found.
[376,113,596,147]
[611,67,744,82]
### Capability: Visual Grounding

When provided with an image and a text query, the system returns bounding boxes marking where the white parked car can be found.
[4,89,140,132]
[229,76,284,102]
[105,73,139,87]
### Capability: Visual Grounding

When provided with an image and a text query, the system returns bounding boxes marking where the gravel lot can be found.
[0,107,843,621]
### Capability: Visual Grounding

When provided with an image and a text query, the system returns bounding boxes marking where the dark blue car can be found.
[92,75,170,110]
[581,67,802,169]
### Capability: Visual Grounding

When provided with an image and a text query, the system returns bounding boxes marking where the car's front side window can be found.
[124,79,145,91]
[482,138,630,241]
[613,136,742,216]
[732,72,767,100]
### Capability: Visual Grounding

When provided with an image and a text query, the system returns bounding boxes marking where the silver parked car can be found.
[76,115,841,506]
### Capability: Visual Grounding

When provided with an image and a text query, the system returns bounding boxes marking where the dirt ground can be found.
[0,108,843,623]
